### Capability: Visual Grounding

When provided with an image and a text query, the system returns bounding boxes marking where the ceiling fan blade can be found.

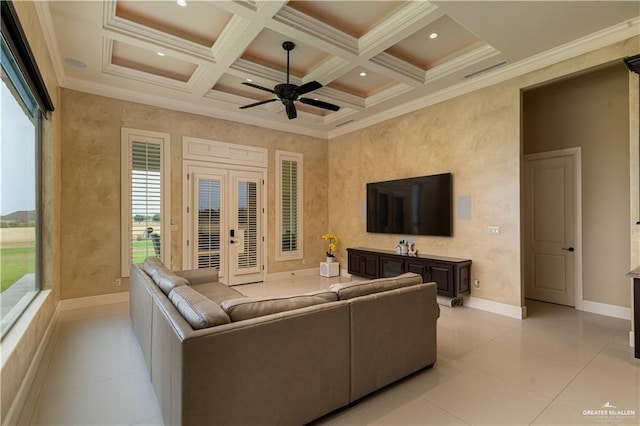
[285,102,297,119]
[239,98,277,109]
[299,97,340,111]
[296,81,322,95]
[242,82,275,94]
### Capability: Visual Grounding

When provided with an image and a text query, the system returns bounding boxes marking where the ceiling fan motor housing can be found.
[275,83,298,100]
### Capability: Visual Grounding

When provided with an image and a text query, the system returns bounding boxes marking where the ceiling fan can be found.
[239,41,340,119]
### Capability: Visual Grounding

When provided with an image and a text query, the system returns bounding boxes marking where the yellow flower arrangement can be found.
[322,233,339,257]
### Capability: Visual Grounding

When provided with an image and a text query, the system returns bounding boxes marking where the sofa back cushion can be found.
[220,291,338,322]
[329,273,422,300]
[142,256,188,295]
[168,286,231,330]
[142,256,164,277]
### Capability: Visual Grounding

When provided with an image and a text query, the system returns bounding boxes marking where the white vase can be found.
[326,256,334,263]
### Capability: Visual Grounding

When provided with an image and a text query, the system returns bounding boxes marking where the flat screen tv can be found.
[366,173,452,237]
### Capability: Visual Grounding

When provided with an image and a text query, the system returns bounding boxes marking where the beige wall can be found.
[329,81,523,306]
[328,37,640,308]
[2,1,61,424]
[523,64,631,307]
[59,89,328,299]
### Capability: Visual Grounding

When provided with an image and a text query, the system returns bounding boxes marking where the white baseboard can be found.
[581,300,632,320]
[266,267,320,282]
[630,331,635,348]
[4,301,59,426]
[57,292,129,311]
[462,295,527,319]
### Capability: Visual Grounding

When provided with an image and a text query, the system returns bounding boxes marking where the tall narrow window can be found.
[276,150,303,261]
[121,128,170,276]
[1,0,54,339]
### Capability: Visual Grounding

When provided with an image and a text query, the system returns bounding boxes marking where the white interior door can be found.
[185,165,264,285]
[524,150,580,306]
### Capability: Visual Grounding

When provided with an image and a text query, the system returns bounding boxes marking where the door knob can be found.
[562,247,575,252]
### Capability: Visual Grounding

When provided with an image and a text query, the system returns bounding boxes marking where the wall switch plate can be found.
[488,226,500,234]
[474,279,480,289]
[114,278,121,287]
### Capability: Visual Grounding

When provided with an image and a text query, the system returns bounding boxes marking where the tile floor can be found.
[16,275,639,425]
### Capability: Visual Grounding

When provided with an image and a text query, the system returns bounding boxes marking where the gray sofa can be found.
[130,257,439,425]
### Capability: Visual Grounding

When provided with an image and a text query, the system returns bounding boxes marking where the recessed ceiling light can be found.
[157,52,165,56]
[177,0,187,6]
[246,78,252,82]
[359,72,367,77]
[429,32,439,39]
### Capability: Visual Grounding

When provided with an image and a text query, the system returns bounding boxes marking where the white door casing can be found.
[524,148,582,307]
[184,164,265,285]
[182,137,268,286]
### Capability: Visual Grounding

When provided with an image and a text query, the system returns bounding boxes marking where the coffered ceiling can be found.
[36,1,639,138]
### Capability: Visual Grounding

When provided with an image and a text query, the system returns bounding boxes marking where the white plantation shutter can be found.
[276,150,303,260]
[197,178,222,270]
[121,128,170,277]
[237,180,259,269]
[131,142,161,262]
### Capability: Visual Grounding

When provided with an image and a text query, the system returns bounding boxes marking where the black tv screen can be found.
[366,173,452,237]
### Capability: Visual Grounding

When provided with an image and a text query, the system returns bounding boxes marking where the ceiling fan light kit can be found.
[239,41,340,120]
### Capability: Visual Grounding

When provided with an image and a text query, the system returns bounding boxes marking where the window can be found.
[276,150,303,261]
[1,0,54,339]
[121,128,170,276]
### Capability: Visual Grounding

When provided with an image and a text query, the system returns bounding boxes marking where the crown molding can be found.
[358,1,442,58]
[328,16,640,139]
[425,44,501,83]
[102,0,215,63]
[101,38,201,92]
[273,6,358,55]
[370,52,425,84]
[60,76,329,139]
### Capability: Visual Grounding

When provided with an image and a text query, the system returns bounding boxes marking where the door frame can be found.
[182,159,268,282]
[522,147,583,310]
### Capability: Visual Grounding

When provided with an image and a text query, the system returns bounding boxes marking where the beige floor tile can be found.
[421,368,551,425]
[530,400,590,426]
[318,385,468,425]
[400,357,470,397]
[17,279,638,426]
[556,369,640,415]
[436,323,488,360]
[31,371,161,426]
[494,323,611,368]
[458,341,581,398]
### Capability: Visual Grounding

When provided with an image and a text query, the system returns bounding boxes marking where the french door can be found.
[184,164,264,285]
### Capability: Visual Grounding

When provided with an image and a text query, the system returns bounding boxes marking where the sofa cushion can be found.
[329,273,422,300]
[192,282,245,305]
[168,286,231,330]
[221,291,338,322]
[142,256,164,277]
[142,257,189,295]
[155,273,189,296]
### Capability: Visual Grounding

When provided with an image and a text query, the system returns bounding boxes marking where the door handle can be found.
[562,247,575,252]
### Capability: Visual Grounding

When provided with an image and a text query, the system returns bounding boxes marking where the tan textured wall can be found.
[59,89,328,299]
[329,81,522,306]
[1,1,61,424]
[328,37,640,308]
[523,64,630,308]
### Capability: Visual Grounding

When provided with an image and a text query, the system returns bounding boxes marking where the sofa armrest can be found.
[174,268,219,285]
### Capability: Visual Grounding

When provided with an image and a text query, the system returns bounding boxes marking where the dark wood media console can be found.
[347,247,472,303]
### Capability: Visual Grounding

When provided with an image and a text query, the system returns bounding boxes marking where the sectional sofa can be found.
[129,257,439,425]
